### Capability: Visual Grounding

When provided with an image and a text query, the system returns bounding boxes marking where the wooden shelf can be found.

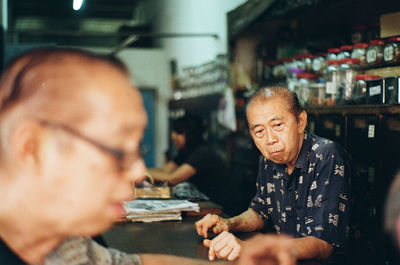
[306,104,400,115]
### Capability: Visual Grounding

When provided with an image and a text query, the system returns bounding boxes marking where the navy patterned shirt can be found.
[250,132,350,248]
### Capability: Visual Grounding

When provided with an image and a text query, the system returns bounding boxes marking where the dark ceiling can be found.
[7,0,149,47]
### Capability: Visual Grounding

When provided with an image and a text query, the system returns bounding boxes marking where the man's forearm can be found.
[140,254,233,265]
[227,208,264,232]
[291,236,333,260]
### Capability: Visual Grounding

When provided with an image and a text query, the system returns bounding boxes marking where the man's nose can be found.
[265,129,278,145]
[124,158,147,184]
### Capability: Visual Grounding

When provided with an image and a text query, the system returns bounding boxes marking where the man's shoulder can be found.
[308,133,344,157]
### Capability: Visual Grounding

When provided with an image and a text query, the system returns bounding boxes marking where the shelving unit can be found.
[228,1,400,264]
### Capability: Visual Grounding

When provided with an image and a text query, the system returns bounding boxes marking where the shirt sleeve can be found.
[44,237,142,265]
[306,143,351,248]
[249,159,270,223]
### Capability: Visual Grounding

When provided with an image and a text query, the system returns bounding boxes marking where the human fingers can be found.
[209,232,241,260]
[227,244,241,261]
[203,239,211,248]
[212,219,229,234]
[195,214,220,238]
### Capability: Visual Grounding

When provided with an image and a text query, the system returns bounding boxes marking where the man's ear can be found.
[10,120,43,170]
[297,111,308,133]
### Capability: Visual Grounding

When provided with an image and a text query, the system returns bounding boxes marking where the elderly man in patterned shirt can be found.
[196,86,351,261]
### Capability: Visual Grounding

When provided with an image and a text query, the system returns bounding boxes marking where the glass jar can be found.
[327,48,340,60]
[303,54,314,73]
[312,52,327,76]
[337,58,361,104]
[309,80,326,106]
[354,75,381,104]
[263,60,276,82]
[287,68,305,92]
[282,57,294,77]
[338,45,353,59]
[323,60,341,105]
[366,40,385,68]
[351,43,369,69]
[383,36,400,66]
[293,55,306,71]
[296,73,318,106]
[351,25,367,44]
[366,22,381,43]
[272,60,286,79]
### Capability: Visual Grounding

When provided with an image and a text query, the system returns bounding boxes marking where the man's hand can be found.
[237,234,297,265]
[195,214,229,238]
[203,231,243,261]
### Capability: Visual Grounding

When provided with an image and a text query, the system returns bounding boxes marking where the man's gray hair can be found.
[245,86,303,120]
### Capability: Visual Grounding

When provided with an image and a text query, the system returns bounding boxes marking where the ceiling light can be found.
[73,0,84,11]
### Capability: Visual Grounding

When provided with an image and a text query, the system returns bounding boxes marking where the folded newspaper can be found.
[123,199,200,222]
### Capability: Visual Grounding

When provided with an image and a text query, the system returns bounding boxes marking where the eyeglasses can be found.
[38,120,143,172]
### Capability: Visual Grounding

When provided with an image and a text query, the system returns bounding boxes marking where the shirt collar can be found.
[294,131,312,173]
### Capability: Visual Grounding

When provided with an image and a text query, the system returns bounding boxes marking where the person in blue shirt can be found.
[196,86,351,261]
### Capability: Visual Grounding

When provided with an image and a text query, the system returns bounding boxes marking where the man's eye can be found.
[274,123,283,128]
[254,129,264,136]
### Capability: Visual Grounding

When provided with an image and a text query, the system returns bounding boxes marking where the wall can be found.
[146,0,247,75]
[87,47,171,167]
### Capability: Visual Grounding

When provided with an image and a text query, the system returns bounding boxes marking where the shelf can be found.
[306,104,400,115]
[169,94,223,113]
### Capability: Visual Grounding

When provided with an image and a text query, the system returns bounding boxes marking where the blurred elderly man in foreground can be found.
[0,47,298,265]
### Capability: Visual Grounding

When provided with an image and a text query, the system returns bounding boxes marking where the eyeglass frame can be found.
[38,119,145,172]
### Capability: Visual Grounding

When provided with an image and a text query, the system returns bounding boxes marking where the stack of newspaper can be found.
[123,199,200,222]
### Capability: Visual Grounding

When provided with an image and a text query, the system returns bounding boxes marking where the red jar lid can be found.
[302,54,314,59]
[327,60,340,65]
[339,58,360,64]
[355,74,381,81]
[388,36,400,42]
[340,45,353,51]
[328,48,340,53]
[296,73,318,79]
[264,60,277,65]
[353,43,369,48]
[353,25,367,30]
[282,57,294,62]
[315,52,327,57]
[370,40,385,45]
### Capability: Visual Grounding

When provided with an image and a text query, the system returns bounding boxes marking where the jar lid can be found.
[340,45,353,51]
[355,74,381,81]
[328,48,340,53]
[296,73,318,79]
[353,43,369,48]
[353,25,367,30]
[282,57,294,62]
[339,58,360,64]
[288,68,305,74]
[327,59,340,65]
[370,40,385,45]
[315,52,327,57]
[302,54,314,59]
[388,36,400,42]
[264,60,277,65]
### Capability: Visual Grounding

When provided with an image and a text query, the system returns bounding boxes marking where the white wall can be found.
[85,47,170,167]
[118,49,171,168]
[147,0,247,75]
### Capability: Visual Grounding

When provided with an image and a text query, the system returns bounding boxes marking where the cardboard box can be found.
[381,12,400,38]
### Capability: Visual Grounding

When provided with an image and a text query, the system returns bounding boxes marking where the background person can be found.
[148,115,233,211]
[195,86,351,262]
